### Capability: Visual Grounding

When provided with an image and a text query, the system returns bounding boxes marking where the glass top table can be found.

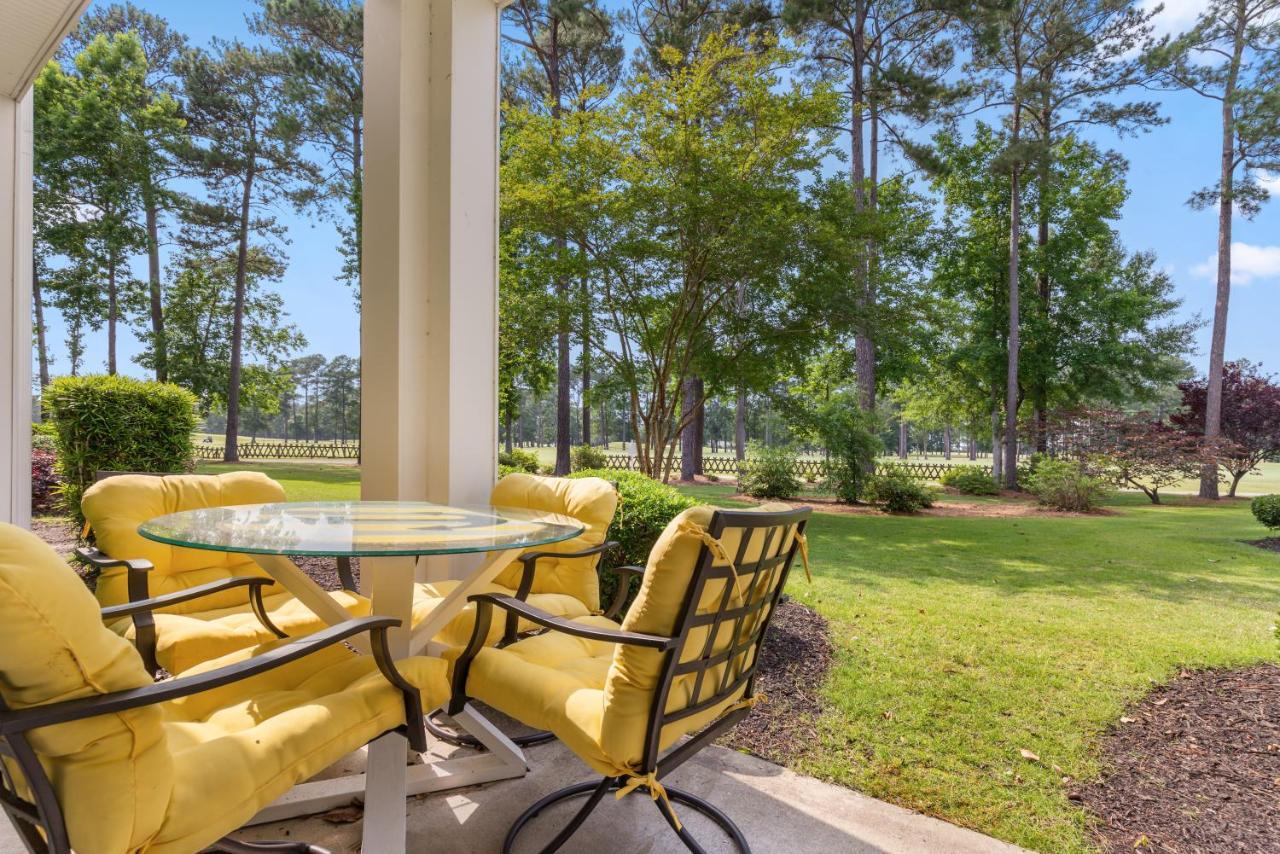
[136,500,585,849]
[137,500,584,557]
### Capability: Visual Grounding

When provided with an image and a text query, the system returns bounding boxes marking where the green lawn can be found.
[193,461,1280,851]
[677,483,1280,851]
[195,461,360,502]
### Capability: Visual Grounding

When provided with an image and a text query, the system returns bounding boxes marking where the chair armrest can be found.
[0,616,428,751]
[503,540,620,644]
[99,577,277,620]
[603,565,645,620]
[74,547,154,574]
[450,593,674,714]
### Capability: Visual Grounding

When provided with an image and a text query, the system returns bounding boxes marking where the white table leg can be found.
[360,557,417,854]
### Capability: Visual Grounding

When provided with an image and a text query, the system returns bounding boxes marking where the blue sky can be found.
[45,0,1280,383]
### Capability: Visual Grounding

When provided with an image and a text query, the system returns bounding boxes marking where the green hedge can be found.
[570,468,697,607]
[940,465,1000,495]
[499,448,540,473]
[1252,494,1280,531]
[43,375,198,522]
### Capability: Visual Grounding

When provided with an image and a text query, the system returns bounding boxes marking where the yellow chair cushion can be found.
[83,472,285,613]
[490,474,618,611]
[465,505,801,779]
[104,589,372,676]
[148,640,448,854]
[411,579,591,649]
[0,523,171,854]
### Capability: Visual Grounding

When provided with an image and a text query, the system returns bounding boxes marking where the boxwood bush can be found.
[498,448,540,474]
[1026,458,1111,512]
[570,468,697,607]
[43,375,197,523]
[737,441,802,500]
[869,467,936,514]
[940,465,1000,495]
[1252,494,1280,531]
[571,444,609,472]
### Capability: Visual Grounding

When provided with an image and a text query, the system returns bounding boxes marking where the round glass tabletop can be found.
[136,501,585,557]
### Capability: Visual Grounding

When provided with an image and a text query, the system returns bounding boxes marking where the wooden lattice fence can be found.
[194,442,361,461]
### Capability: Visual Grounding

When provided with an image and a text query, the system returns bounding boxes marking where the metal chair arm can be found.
[99,576,277,620]
[0,616,428,751]
[603,565,645,620]
[502,540,620,645]
[73,547,154,574]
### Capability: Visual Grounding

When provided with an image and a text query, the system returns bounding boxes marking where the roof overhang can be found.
[0,0,92,100]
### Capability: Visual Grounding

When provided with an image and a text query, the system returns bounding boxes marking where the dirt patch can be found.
[1078,664,1280,853]
[1248,537,1280,555]
[728,492,1112,518]
[719,597,834,764]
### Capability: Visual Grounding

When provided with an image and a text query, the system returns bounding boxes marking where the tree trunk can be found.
[581,276,591,446]
[1200,16,1246,499]
[680,376,699,481]
[106,255,119,375]
[991,405,1003,483]
[505,408,514,454]
[1228,469,1245,497]
[735,386,747,460]
[32,252,49,390]
[944,424,952,460]
[224,169,255,464]
[968,431,977,461]
[1005,105,1023,490]
[554,273,571,474]
[898,421,908,459]
[145,201,167,382]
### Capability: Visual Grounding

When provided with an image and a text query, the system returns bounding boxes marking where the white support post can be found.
[362,0,501,568]
[0,92,33,528]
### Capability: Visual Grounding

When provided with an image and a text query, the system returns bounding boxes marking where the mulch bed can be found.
[1077,664,1280,853]
[718,597,834,764]
[1249,538,1280,555]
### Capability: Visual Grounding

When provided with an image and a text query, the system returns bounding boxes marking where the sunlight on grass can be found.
[195,461,360,502]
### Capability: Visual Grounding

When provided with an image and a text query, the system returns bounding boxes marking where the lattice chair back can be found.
[600,503,810,774]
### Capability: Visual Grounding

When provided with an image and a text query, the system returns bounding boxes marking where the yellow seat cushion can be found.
[411,579,591,649]
[105,588,372,675]
[83,472,286,613]
[490,474,618,611]
[0,523,170,854]
[0,523,449,854]
[148,639,448,854]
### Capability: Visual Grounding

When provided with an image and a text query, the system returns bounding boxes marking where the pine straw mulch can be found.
[1249,537,1280,555]
[718,597,834,764]
[1076,664,1280,854]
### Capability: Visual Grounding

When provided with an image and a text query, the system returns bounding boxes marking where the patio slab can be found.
[0,740,1028,853]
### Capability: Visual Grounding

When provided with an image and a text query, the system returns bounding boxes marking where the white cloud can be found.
[1142,0,1205,38]
[1193,242,1280,285]
[1257,171,1280,198]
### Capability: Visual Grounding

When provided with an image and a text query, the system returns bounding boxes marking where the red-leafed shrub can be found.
[31,449,61,515]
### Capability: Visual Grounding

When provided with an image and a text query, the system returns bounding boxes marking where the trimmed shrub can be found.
[869,467,936,514]
[43,375,198,523]
[570,468,697,607]
[812,395,881,503]
[571,444,608,472]
[498,463,521,480]
[1026,459,1111,512]
[31,449,60,515]
[738,442,802,500]
[498,448,540,473]
[1252,494,1280,531]
[940,465,1000,496]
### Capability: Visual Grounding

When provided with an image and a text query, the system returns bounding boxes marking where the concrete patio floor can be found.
[0,738,1028,853]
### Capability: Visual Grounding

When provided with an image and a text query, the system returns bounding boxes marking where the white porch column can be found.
[0,92,33,528]
[362,0,500,517]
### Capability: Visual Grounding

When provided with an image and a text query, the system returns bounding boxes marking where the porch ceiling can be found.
[0,0,90,99]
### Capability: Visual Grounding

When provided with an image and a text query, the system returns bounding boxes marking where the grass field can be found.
[188,461,1280,850]
[195,461,359,501]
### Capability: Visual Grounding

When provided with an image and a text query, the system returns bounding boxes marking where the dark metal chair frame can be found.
[448,506,811,854]
[0,614,427,854]
[425,539,621,748]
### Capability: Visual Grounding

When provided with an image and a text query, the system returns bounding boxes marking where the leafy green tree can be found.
[1145,0,1280,498]
[251,0,364,300]
[180,40,307,461]
[66,4,190,382]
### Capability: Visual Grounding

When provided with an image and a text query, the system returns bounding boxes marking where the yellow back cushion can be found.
[83,471,284,611]
[0,523,172,854]
[491,474,618,610]
[600,504,800,767]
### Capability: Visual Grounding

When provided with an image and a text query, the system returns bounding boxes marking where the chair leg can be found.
[657,784,751,854]
[207,838,331,854]
[502,777,614,854]
[425,707,556,748]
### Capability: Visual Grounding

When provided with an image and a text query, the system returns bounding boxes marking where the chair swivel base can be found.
[426,707,557,748]
[502,776,750,854]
